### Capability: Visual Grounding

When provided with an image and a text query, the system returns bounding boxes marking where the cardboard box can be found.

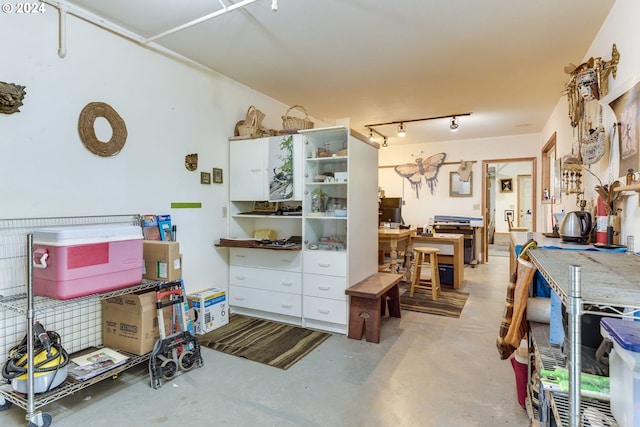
[143,241,181,281]
[188,288,228,335]
[102,291,158,355]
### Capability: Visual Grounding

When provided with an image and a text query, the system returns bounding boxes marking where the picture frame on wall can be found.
[213,168,223,184]
[500,178,513,193]
[449,171,473,197]
[200,171,211,185]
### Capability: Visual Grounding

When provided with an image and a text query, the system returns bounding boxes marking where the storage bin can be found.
[32,224,143,299]
[438,264,454,288]
[601,317,640,427]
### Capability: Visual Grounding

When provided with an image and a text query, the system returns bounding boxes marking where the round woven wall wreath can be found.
[78,102,127,157]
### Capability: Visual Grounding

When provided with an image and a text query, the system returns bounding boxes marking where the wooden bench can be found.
[345,272,403,343]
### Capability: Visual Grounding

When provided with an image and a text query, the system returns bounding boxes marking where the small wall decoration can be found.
[457,160,473,182]
[500,178,513,193]
[609,80,640,175]
[449,171,473,197]
[78,102,127,157]
[185,153,198,171]
[394,151,446,198]
[200,171,211,184]
[213,168,223,184]
[0,81,27,114]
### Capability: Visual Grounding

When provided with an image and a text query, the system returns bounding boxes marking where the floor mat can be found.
[197,315,331,370]
[399,285,469,318]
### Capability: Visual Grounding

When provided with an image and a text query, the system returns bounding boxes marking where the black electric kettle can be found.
[559,211,592,243]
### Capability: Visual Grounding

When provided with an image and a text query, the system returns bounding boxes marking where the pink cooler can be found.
[32,224,143,300]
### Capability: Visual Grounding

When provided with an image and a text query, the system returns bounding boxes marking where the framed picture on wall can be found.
[200,171,211,185]
[213,167,223,184]
[500,178,513,193]
[449,171,473,197]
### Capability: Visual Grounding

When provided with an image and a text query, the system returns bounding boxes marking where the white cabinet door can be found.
[230,138,267,201]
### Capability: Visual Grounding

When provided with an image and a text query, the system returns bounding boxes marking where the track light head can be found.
[397,122,406,137]
[368,128,377,142]
[382,137,388,148]
[450,116,459,132]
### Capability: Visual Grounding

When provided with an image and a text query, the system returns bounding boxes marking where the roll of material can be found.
[527,297,551,323]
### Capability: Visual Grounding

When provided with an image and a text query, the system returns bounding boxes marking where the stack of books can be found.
[67,347,129,381]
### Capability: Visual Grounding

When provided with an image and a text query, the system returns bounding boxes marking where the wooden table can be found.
[412,233,465,289]
[378,228,414,275]
[377,230,465,289]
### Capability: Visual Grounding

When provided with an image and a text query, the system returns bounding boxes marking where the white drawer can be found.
[229,285,301,317]
[230,266,301,294]
[303,251,347,276]
[230,247,301,272]
[303,273,346,300]
[303,296,347,324]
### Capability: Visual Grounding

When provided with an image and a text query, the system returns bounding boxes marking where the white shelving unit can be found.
[225,127,379,334]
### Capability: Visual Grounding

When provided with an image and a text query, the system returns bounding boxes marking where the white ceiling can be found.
[56,0,615,145]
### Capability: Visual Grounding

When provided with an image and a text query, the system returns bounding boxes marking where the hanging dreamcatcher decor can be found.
[563,44,619,165]
[580,104,606,165]
[394,151,446,198]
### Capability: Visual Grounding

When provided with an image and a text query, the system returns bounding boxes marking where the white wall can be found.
[540,0,640,242]
[378,134,540,228]
[0,10,312,292]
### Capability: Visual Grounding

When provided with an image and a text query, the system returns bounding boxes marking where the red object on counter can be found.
[596,195,607,244]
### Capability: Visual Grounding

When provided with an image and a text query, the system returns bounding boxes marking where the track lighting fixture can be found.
[382,137,388,148]
[365,112,471,138]
[397,123,406,137]
[450,116,459,132]
[368,128,377,142]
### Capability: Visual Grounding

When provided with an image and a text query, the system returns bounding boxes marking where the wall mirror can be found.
[449,171,473,197]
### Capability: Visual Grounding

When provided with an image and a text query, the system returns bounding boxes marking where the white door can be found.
[517,174,532,229]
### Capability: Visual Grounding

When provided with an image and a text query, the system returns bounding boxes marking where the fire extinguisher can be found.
[596,194,608,244]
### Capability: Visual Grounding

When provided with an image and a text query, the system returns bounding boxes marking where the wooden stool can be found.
[411,247,441,300]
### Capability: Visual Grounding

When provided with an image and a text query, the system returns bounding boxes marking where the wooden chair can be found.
[410,247,441,300]
[508,217,528,232]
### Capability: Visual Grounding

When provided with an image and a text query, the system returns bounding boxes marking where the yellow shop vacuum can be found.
[2,322,69,394]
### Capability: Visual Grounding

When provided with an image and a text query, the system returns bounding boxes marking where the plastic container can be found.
[600,317,640,427]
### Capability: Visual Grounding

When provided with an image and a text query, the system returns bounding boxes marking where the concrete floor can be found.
[1,255,530,427]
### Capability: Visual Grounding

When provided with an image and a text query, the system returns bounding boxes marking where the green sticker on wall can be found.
[170,202,202,209]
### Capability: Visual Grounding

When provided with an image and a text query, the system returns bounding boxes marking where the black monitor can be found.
[379,197,403,224]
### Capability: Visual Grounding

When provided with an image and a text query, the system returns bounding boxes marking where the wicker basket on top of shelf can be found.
[281,105,314,131]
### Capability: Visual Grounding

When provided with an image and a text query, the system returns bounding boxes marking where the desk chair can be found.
[410,247,441,300]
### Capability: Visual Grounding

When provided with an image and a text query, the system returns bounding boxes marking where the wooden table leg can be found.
[389,237,398,273]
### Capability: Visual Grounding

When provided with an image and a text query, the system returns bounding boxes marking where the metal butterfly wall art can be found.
[394,152,446,198]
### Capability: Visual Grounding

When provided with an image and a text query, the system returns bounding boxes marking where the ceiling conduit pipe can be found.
[144,0,260,43]
[40,0,217,72]
[57,6,67,58]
